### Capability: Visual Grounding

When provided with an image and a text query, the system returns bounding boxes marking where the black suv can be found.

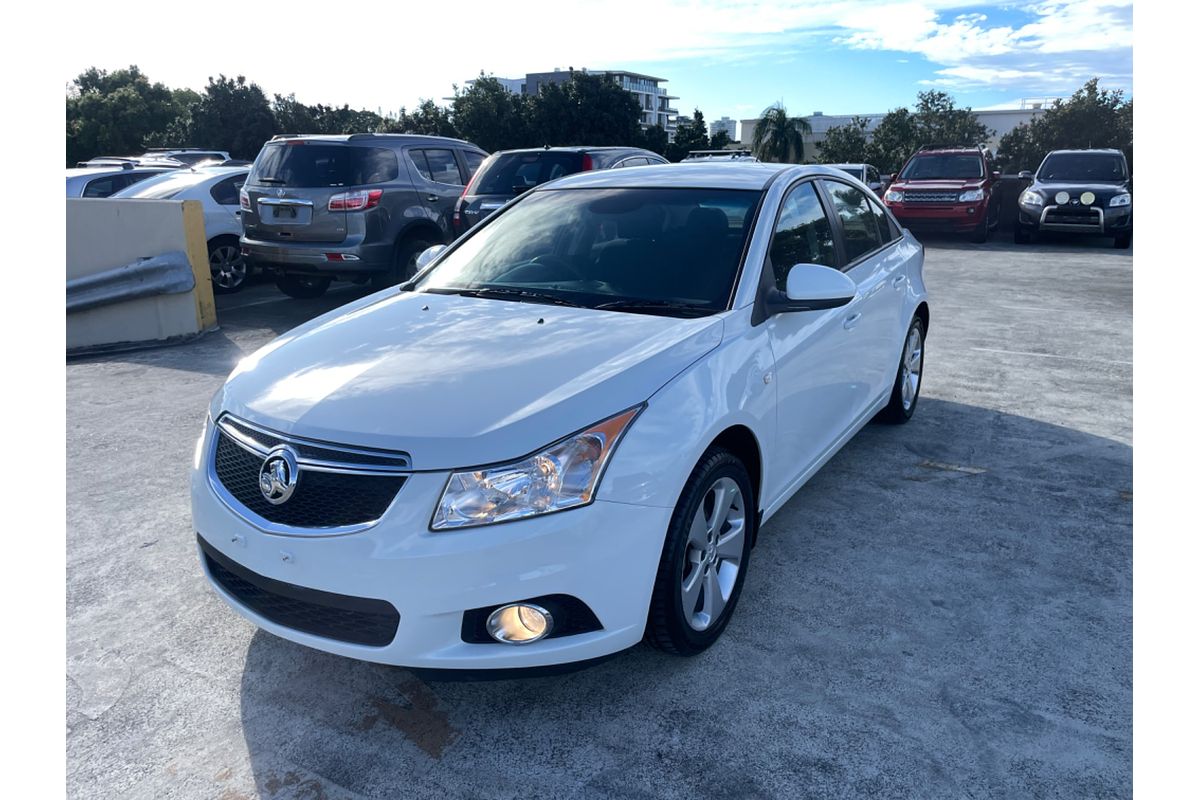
[240,134,488,298]
[453,146,668,236]
[1014,149,1132,248]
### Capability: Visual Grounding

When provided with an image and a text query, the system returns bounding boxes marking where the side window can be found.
[413,149,463,185]
[209,175,243,205]
[82,176,117,198]
[462,151,485,179]
[867,166,879,185]
[356,147,399,184]
[769,182,837,289]
[821,180,884,263]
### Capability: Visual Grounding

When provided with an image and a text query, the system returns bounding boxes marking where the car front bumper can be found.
[886,201,988,232]
[191,448,670,670]
[1017,204,1131,234]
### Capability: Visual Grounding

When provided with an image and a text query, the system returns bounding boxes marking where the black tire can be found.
[1013,225,1032,244]
[208,236,247,294]
[1113,231,1131,249]
[372,236,434,290]
[969,217,989,244]
[644,448,756,656]
[878,316,926,424]
[275,274,332,299]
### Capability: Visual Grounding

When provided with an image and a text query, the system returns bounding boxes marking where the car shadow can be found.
[912,229,1132,256]
[233,398,1131,799]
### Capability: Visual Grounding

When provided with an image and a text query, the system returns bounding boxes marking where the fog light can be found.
[486,603,553,645]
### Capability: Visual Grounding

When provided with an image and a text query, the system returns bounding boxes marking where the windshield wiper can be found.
[593,299,711,317]
[439,286,585,308]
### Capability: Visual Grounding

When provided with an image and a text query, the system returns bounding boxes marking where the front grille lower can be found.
[200,536,399,646]
[1043,206,1102,227]
[904,191,960,204]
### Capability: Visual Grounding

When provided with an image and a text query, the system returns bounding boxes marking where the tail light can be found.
[328,189,383,211]
[239,188,250,210]
[581,154,594,171]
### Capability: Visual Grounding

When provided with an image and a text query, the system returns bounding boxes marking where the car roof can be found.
[66,166,174,178]
[827,163,869,169]
[533,162,851,192]
[266,133,479,149]
[911,148,982,155]
[493,146,651,155]
[1046,148,1125,156]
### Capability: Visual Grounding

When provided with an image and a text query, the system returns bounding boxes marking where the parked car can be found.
[65,164,178,198]
[827,163,885,197]
[453,146,668,236]
[681,150,759,162]
[112,166,251,293]
[1014,149,1131,248]
[192,163,929,671]
[882,145,1001,242]
[139,148,232,166]
[239,133,489,299]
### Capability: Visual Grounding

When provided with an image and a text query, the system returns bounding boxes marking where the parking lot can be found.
[66,234,1131,799]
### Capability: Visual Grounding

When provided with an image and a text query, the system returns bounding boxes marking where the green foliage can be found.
[667,109,710,161]
[66,66,181,165]
[637,124,670,156]
[396,99,459,138]
[996,79,1133,172]
[452,75,532,152]
[817,116,872,164]
[861,91,991,173]
[864,108,918,174]
[188,75,278,159]
[709,129,732,150]
[529,73,642,147]
[751,105,812,163]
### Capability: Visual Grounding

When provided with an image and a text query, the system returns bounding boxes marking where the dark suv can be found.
[453,146,668,236]
[240,134,487,298]
[1014,149,1131,248]
[883,145,1001,243]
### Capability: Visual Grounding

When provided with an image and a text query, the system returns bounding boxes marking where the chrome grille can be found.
[904,191,960,204]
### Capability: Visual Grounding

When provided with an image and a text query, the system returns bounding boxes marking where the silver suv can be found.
[239,134,488,298]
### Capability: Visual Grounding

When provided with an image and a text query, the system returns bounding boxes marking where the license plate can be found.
[274,206,296,219]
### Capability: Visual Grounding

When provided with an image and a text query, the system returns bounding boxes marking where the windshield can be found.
[248,143,399,188]
[417,188,763,315]
[111,171,207,199]
[900,154,983,181]
[470,152,585,195]
[1037,153,1128,183]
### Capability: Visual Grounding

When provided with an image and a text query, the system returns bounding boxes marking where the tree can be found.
[637,124,670,156]
[66,66,181,165]
[188,75,278,159]
[394,99,458,138]
[528,72,642,146]
[271,93,319,134]
[817,116,871,164]
[667,108,710,161]
[864,108,919,174]
[451,75,533,152]
[996,79,1133,172]
[751,104,812,163]
[913,90,991,149]
[709,129,732,150]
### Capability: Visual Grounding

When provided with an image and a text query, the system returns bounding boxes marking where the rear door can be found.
[407,148,465,238]
[243,142,354,244]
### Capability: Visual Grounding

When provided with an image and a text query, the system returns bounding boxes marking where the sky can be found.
[63,0,1132,127]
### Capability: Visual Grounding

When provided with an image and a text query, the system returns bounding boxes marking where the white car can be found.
[65,165,178,198]
[113,166,250,293]
[191,163,928,671]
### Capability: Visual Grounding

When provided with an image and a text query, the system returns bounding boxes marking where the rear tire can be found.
[208,237,247,294]
[644,448,755,657]
[276,274,332,299]
[878,316,925,424]
[372,236,434,290]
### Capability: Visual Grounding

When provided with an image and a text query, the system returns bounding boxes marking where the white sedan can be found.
[191,163,928,671]
[113,166,250,293]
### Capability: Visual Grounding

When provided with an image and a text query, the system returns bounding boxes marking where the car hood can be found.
[1028,181,1130,199]
[214,290,724,470]
[893,179,984,191]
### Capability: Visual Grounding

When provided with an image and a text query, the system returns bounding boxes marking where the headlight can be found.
[884,189,904,203]
[431,406,642,530]
[1020,190,1044,207]
[958,188,985,202]
[1109,193,1131,208]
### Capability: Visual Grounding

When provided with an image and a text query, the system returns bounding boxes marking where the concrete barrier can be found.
[66,198,217,355]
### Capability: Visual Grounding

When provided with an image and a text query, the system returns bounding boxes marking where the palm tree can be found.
[751,104,813,163]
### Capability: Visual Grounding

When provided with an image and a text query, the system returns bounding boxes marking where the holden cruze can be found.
[192,163,929,671]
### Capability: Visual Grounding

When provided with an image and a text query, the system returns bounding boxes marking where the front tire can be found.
[1113,231,1131,249]
[372,236,434,289]
[644,448,755,656]
[969,216,989,244]
[275,274,332,299]
[1013,224,1033,244]
[208,237,247,294]
[878,316,926,424]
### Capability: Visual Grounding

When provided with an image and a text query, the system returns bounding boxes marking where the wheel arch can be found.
[396,219,444,248]
[706,424,765,547]
[915,301,930,333]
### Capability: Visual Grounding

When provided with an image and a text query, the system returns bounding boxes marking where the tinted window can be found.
[210,175,244,205]
[1037,153,1127,182]
[418,188,762,313]
[835,166,865,181]
[618,157,649,168]
[769,182,837,288]
[412,149,463,185]
[899,154,983,180]
[82,176,119,198]
[462,151,485,178]
[867,166,880,184]
[822,180,884,262]
[249,144,398,187]
[471,152,585,195]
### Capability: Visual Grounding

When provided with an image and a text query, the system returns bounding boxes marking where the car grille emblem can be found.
[259,446,299,505]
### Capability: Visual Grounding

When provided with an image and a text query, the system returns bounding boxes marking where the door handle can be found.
[843,312,862,330]
[426,194,439,202]
[892,274,906,288]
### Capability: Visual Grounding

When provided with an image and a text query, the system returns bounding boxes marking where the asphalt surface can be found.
[66,233,1132,799]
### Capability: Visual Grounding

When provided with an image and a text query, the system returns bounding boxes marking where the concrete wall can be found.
[66,199,217,353]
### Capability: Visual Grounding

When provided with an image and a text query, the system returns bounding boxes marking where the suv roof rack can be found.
[916,143,988,153]
[143,146,205,152]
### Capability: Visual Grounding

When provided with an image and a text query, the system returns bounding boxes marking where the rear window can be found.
[112,171,206,200]
[899,154,983,180]
[249,143,399,188]
[471,152,585,196]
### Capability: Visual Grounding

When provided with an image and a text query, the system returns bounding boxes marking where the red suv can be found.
[883,146,1001,243]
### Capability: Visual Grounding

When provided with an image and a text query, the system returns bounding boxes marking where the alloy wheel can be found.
[901,325,924,411]
[680,477,746,631]
[209,244,247,291]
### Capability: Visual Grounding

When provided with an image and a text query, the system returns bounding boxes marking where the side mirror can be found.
[765,264,857,316]
[1018,170,1034,181]
[415,244,446,271]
